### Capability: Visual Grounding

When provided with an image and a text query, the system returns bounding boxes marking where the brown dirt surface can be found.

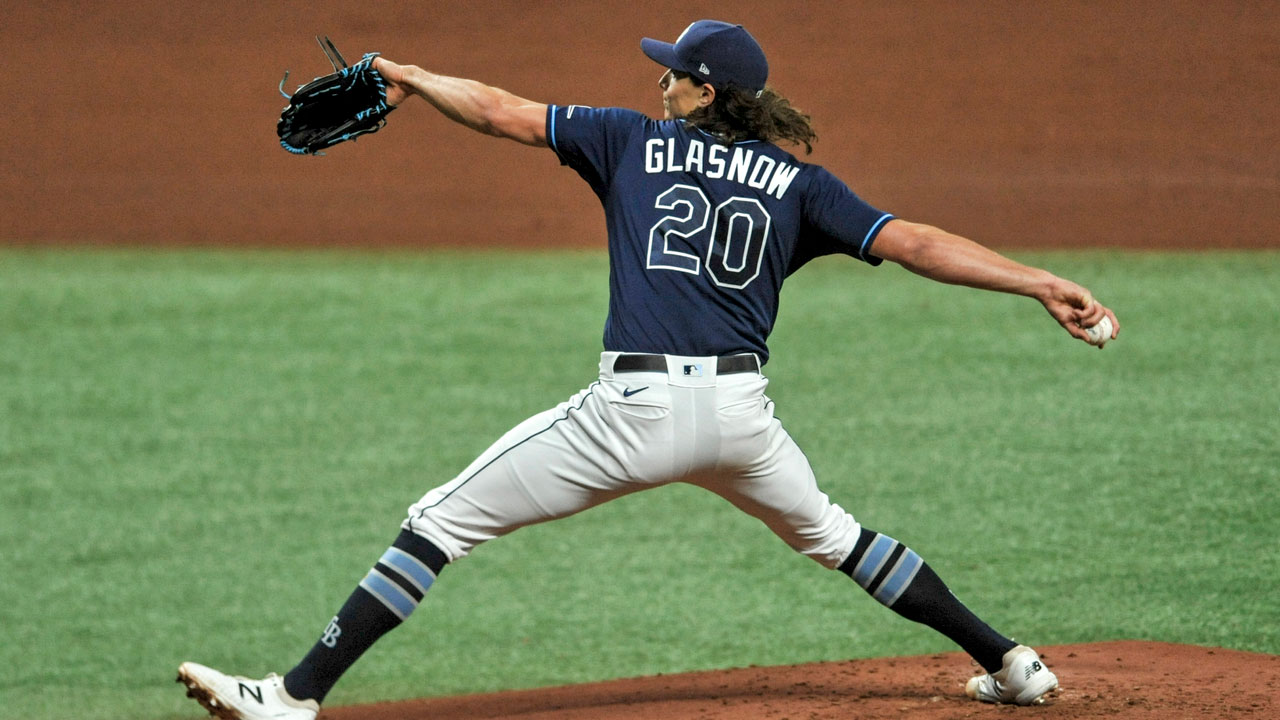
[2,1,1277,250]
[320,641,1277,719]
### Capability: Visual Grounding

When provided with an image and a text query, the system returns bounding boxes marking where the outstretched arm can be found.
[372,57,548,147]
[871,219,1120,346]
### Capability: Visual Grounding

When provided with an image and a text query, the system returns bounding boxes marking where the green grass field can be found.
[1,249,1277,720]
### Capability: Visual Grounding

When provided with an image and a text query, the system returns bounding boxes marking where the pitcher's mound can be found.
[322,641,1277,719]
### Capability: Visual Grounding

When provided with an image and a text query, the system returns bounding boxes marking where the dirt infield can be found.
[2,1,1276,250]
[324,642,1276,719]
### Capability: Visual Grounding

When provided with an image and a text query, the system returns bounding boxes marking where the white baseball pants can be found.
[404,352,861,569]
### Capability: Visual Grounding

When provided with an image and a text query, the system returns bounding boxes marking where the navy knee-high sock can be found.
[283,530,449,703]
[838,527,1016,673]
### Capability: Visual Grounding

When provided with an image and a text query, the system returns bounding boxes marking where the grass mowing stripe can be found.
[0,249,1275,719]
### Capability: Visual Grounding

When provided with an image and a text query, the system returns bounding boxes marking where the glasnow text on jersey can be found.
[643,137,800,200]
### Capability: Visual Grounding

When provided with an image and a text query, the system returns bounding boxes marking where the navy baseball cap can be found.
[641,20,769,93]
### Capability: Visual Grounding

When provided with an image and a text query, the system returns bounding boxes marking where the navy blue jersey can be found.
[547,105,894,364]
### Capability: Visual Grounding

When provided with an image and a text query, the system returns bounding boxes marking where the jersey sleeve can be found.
[797,166,895,268]
[546,105,648,198]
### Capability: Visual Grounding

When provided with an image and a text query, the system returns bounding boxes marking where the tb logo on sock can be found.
[320,616,342,648]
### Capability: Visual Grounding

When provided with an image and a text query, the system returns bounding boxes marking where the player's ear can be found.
[698,83,716,108]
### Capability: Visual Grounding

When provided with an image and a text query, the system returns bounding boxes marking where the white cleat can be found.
[176,662,319,720]
[965,645,1059,705]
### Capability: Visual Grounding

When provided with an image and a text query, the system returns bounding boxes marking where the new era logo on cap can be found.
[699,62,711,75]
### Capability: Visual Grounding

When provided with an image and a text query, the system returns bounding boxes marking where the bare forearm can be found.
[873,219,1118,345]
[884,221,1056,301]
[390,63,545,145]
[399,66,498,133]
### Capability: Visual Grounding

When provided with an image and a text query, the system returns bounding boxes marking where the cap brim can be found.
[640,38,684,73]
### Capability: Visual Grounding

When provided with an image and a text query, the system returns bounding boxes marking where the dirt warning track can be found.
[2,1,1276,250]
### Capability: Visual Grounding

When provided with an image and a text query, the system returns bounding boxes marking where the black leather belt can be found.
[612,353,759,374]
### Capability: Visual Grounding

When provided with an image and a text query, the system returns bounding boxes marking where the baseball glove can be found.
[276,37,395,155]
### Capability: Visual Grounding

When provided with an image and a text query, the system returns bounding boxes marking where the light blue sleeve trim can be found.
[547,105,560,155]
[860,213,894,261]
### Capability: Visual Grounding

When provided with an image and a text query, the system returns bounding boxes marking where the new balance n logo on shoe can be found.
[239,682,263,704]
[320,616,342,648]
[177,662,320,720]
[1025,660,1043,680]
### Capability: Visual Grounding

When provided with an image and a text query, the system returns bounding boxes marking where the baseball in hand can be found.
[1084,315,1113,346]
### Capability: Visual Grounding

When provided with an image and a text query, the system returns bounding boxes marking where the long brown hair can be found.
[680,73,818,154]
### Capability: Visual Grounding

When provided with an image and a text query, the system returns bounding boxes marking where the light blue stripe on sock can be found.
[873,550,923,607]
[380,547,436,595]
[359,569,417,621]
[852,534,897,589]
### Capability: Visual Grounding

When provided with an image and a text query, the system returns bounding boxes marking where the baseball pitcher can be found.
[179,19,1119,719]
